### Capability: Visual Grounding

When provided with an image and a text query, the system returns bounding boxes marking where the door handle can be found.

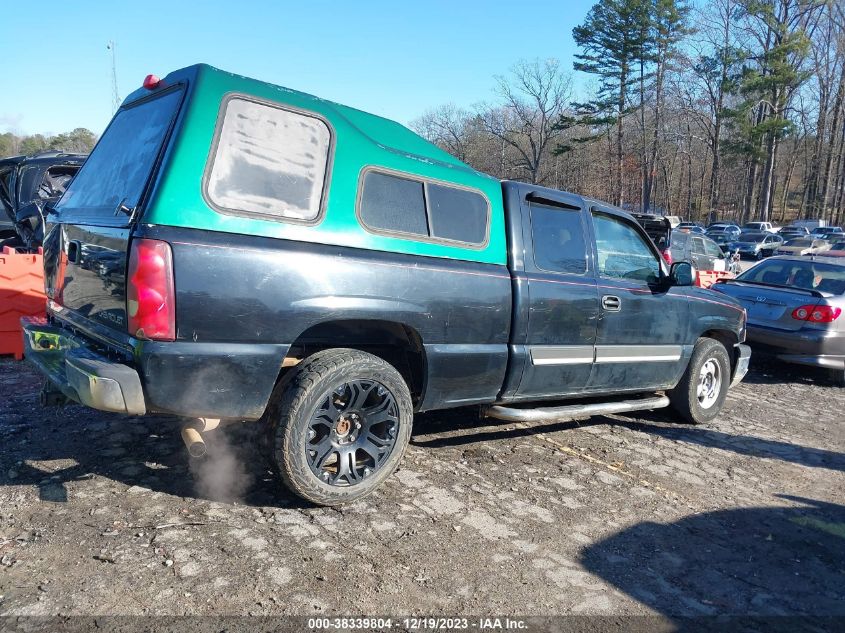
[602,295,621,311]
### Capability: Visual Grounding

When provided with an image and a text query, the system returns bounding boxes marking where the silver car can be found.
[712,256,845,385]
[729,232,783,260]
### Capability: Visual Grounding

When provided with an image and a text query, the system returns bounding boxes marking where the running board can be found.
[482,395,670,423]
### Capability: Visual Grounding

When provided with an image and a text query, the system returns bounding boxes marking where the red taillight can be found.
[791,304,841,323]
[127,238,175,340]
[143,74,161,90]
[662,250,673,265]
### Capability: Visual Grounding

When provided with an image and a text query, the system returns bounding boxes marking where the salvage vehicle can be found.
[706,223,741,239]
[730,231,783,260]
[677,222,705,234]
[818,227,845,242]
[0,152,87,251]
[743,221,777,233]
[823,241,845,257]
[22,64,750,505]
[779,225,810,239]
[776,238,831,257]
[713,256,845,386]
[683,232,739,276]
[810,226,844,240]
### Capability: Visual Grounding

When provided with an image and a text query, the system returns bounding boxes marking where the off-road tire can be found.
[267,348,413,505]
[669,337,731,425]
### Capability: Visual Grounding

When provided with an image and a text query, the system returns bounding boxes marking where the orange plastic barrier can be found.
[696,269,734,289]
[0,247,46,360]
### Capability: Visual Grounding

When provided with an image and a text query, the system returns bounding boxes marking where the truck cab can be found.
[22,64,750,505]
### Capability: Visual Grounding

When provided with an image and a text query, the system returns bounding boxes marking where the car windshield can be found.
[784,239,812,247]
[738,259,845,294]
[739,232,766,242]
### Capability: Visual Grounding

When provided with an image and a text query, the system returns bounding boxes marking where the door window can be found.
[530,204,588,274]
[704,239,724,257]
[592,212,661,284]
[691,237,705,255]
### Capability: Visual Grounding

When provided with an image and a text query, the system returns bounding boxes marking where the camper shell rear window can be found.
[55,87,184,225]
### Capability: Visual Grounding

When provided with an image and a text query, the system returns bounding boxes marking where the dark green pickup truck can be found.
[23,64,749,505]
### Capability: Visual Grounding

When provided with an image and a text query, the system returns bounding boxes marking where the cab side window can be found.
[530,203,587,274]
[592,212,660,284]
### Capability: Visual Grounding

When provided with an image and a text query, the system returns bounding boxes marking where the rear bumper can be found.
[22,316,288,419]
[22,317,146,415]
[746,325,845,370]
[731,344,752,387]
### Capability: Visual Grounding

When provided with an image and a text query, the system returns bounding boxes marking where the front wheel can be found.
[756,250,764,260]
[267,348,413,505]
[669,338,731,424]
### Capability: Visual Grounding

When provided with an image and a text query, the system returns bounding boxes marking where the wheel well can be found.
[283,320,426,406]
[701,329,738,366]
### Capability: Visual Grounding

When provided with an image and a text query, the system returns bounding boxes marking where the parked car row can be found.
[631,215,844,386]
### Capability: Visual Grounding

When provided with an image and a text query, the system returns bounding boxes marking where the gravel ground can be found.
[1,355,843,623]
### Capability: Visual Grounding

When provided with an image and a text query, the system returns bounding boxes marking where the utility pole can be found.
[107,41,120,113]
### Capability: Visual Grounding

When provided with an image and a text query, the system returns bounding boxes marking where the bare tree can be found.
[410,104,473,163]
[477,59,572,184]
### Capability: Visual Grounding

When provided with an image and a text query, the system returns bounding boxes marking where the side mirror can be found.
[669,261,695,286]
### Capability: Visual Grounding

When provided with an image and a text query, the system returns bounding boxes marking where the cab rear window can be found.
[206,97,332,223]
[55,88,183,224]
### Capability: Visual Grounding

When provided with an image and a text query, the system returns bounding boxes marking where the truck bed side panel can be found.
[137,225,512,413]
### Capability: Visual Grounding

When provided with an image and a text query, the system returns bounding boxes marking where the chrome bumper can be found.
[731,344,752,387]
[21,317,146,415]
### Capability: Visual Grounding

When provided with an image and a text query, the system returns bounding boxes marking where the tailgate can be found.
[45,87,184,336]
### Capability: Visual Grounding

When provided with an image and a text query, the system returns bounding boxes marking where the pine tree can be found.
[572,0,652,207]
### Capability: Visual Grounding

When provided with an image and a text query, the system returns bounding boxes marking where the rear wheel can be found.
[831,368,845,388]
[669,338,731,424]
[267,348,413,505]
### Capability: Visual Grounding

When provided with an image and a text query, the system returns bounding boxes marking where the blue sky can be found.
[1,0,594,136]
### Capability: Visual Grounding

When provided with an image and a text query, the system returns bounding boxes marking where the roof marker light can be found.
[143,74,161,90]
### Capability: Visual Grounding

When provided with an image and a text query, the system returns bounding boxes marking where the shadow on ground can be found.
[412,409,845,474]
[581,496,845,620]
[741,354,838,387]
[0,403,310,508]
